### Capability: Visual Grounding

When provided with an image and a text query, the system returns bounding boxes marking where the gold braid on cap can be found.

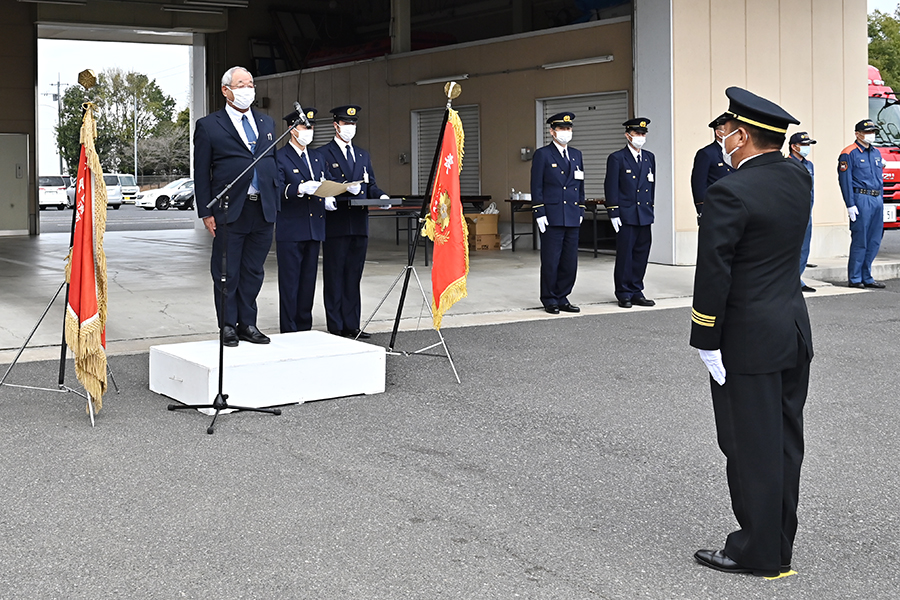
[726,111,787,134]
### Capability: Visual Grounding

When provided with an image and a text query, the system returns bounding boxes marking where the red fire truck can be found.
[868,65,900,229]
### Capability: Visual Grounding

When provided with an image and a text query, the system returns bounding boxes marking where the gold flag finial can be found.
[78,69,97,90]
[444,81,462,100]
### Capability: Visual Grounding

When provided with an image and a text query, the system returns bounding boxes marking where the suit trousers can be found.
[613,223,652,301]
[711,330,811,572]
[848,194,884,284]
[539,225,579,307]
[276,239,320,333]
[322,235,368,333]
[211,198,273,329]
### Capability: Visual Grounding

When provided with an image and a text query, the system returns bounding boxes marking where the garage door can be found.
[412,105,480,195]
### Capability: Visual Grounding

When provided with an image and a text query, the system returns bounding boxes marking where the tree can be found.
[869,8,900,90]
[54,67,185,176]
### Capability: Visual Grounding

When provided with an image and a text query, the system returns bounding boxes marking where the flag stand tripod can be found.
[359,85,461,384]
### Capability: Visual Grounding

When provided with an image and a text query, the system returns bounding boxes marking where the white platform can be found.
[149,330,385,409]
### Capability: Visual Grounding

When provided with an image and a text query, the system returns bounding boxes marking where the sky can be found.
[870,0,900,13]
[38,38,190,175]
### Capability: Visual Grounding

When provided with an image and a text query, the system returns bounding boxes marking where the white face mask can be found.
[628,134,646,150]
[228,86,255,110]
[798,145,811,158]
[337,124,357,143]
[721,128,741,168]
[864,133,876,144]
[554,129,573,145]
[293,128,314,147]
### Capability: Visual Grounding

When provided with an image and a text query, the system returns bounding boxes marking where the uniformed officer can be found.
[531,112,586,314]
[690,113,734,221]
[604,117,656,308]
[788,131,816,292]
[691,87,813,578]
[318,105,391,339]
[838,120,886,289]
[275,107,335,333]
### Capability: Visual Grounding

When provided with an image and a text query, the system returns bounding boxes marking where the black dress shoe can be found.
[343,329,371,339]
[806,263,817,268]
[237,324,270,344]
[801,285,816,292]
[864,281,886,288]
[544,305,560,314]
[617,299,632,308]
[222,325,239,347]
[632,297,656,307]
[848,282,865,289]
[558,304,580,313]
[694,549,778,577]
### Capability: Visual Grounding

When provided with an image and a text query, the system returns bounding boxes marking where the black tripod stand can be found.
[167,107,308,434]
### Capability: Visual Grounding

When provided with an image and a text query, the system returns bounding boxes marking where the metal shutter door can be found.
[413,105,480,195]
[540,91,629,199]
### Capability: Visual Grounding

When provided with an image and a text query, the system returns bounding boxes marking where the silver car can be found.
[39,175,70,210]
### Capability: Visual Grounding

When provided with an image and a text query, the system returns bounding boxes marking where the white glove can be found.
[324,197,337,211]
[379,194,392,210]
[610,216,622,233]
[580,216,583,224]
[347,183,362,196]
[848,205,859,222]
[536,216,548,233]
[299,181,320,196]
[698,349,726,386]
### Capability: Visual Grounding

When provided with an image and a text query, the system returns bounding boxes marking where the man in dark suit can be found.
[691,87,813,578]
[318,105,391,339]
[604,117,656,308]
[531,111,585,314]
[194,66,282,347]
[275,107,335,333]
[690,113,733,220]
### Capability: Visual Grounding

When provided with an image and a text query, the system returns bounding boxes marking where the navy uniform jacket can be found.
[604,147,656,226]
[275,144,327,242]
[690,141,733,211]
[194,108,282,224]
[318,139,387,237]
[837,140,883,207]
[530,143,585,226]
[690,152,813,374]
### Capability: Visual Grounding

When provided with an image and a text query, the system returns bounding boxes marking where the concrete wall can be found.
[253,18,634,228]
[667,0,868,265]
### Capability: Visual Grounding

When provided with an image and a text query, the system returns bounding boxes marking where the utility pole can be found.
[134,92,138,180]
[53,74,64,174]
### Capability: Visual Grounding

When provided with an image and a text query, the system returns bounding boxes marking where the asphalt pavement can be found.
[0,280,898,599]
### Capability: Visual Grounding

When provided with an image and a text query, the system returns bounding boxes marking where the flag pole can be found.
[387,96,452,350]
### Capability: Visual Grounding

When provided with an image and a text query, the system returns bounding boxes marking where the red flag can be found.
[421,109,468,329]
[66,103,108,413]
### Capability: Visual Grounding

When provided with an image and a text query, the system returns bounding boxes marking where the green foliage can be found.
[54,67,188,177]
[869,8,900,90]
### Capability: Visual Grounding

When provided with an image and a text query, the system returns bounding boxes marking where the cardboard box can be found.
[469,233,501,251]
[465,213,499,236]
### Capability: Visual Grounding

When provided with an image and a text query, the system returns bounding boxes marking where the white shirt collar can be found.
[627,143,641,161]
[552,140,568,156]
[737,152,763,168]
[335,136,353,156]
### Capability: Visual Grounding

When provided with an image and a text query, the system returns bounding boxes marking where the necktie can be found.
[345,144,355,170]
[241,115,260,191]
[301,151,313,179]
[562,148,570,174]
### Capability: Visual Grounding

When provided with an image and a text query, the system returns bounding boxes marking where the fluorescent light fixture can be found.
[161,4,224,14]
[541,55,614,70]
[184,0,249,7]
[415,74,469,86]
[17,0,86,5]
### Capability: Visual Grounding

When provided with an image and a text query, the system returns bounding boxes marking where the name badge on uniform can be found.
[647,170,654,182]
[332,163,340,168]
[293,169,299,173]
[625,169,632,174]
[574,168,584,180]
[551,163,557,168]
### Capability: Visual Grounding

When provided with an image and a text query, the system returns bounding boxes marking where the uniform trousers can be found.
[540,225,579,307]
[799,208,812,286]
[276,239,320,333]
[711,331,811,572]
[848,194,884,284]
[613,223,652,302]
[210,197,273,329]
[322,234,368,334]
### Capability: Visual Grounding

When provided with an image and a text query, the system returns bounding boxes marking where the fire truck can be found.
[868,65,900,229]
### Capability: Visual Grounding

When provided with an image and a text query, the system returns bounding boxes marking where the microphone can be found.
[294,102,311,128]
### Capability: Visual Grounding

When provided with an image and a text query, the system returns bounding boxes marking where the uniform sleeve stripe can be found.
[691,308,716,327]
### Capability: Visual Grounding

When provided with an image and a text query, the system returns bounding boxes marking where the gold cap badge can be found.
[347,107,357,116]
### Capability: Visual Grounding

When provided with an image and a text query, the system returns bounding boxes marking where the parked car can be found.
[38,175,70,210]
[169,186,195,211]
[117,174,139,203]
[134,178,193,211]
[102,174,123,209]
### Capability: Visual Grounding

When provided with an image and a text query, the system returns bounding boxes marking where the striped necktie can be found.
[241,115,260,191]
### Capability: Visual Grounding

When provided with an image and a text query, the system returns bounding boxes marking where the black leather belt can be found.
[854,188,880,196]
[247,193,260,201]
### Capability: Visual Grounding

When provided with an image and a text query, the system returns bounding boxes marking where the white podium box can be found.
[150,331,385,409]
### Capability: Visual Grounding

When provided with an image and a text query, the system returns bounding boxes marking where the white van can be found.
[102,174,124,209]
[118,174,139,203]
